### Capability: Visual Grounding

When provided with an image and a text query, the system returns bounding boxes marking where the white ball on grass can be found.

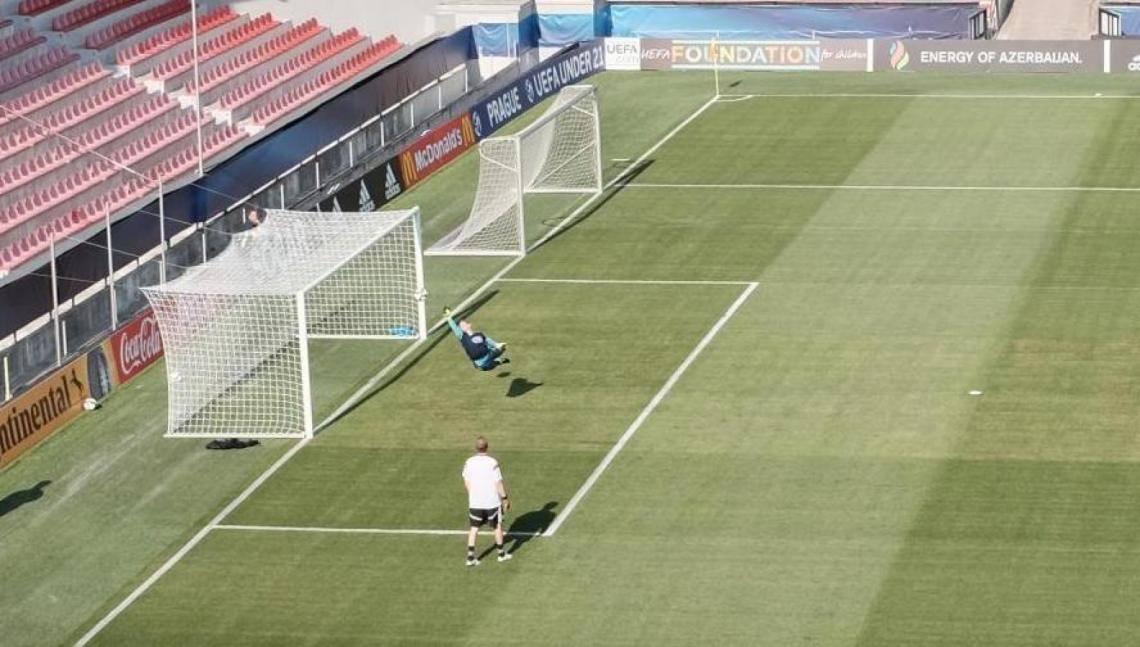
[83,398,99,411]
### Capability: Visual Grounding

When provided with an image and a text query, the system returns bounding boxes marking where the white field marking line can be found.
[544,281,760,538]
[622,182,1140,193]
[719,92,1139,101]
[74,93,722,646]
[214,524,543,537]
[75,439,310,647]
[497,277,753,286]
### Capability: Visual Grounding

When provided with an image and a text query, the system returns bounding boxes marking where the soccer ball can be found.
[83,398,99,411]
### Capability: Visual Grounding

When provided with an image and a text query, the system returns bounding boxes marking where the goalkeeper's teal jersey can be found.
[447,318,491,361]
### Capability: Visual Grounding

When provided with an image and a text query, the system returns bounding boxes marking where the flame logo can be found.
[889,41,909,70]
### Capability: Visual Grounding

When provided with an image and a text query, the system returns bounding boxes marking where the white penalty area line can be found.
[74,93,722,647]
[215,524,543,537]
[543,281,759,537]
[622,183,1140,194]
[718,92,1140,101]
[496,277,753,286]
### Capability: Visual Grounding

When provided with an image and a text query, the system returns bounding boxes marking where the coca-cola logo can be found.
[113,313,164,381]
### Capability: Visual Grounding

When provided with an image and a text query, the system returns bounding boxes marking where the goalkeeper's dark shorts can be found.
[468,506,502,528]
[472,347,504,371]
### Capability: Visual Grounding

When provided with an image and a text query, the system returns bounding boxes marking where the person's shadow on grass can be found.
[506,377,543,398]
[0,480,51,517]
[507,501,558,555]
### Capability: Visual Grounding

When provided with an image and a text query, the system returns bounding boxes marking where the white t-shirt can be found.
[462,454,503,509]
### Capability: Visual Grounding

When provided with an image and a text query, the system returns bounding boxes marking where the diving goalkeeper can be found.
[444,307,510,371]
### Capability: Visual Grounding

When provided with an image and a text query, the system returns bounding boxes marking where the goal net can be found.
[142,208,428,439]
[427,84,602,256]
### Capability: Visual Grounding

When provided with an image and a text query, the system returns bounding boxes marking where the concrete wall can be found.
[205,0,444,43]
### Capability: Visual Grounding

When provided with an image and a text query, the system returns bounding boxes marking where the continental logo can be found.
[399,115,477,187]
[0,358,89,468]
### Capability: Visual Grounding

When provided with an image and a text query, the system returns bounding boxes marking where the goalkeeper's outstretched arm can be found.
[445,309,464,339]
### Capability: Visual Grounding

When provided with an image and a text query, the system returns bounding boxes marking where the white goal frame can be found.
[427,84,603,257]
[142,208,428,440]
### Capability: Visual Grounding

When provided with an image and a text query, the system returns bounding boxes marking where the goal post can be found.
[142,208,428,439]
[427,84,602,257]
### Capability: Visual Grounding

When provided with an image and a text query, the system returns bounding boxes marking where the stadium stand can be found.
[0,0,405,273]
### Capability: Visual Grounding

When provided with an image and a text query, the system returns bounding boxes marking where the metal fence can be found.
[0,62,475,404]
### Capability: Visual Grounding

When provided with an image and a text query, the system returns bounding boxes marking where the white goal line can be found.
[215,524,543,537]
[717,93,1140,101]
[497,277,754,286]
[621,182,1140,194]
[544,281,759,537]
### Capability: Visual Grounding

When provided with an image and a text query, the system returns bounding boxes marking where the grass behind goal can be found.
[12,70,1140,646]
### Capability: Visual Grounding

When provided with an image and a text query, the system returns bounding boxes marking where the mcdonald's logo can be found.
[399,114,478,190]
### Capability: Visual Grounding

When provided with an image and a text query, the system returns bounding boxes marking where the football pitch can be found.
[10,69,1140,645]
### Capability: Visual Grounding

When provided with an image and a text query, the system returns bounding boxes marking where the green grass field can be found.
[7,70,1140,645]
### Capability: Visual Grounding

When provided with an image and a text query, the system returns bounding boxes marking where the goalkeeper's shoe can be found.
[497,553,513,563]
[466,557,480,567]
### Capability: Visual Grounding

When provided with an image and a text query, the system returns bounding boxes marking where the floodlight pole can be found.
[49,232,61,367]
[191,0,205,177]
[106,209,117,329]
[158,177,167,284]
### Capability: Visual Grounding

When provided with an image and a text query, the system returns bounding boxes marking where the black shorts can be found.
[468,506,502,528]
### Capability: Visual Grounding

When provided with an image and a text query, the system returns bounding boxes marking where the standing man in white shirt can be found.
[462,436,512,566]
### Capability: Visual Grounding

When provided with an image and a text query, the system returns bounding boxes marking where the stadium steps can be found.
[247,37,402,130]
[113,5,238,76]
[206,28,375,121]
[83,0,189,53]
[0,6,400,273]
[0,46,81,99]
[146,12,283,91]
[179,18,330,103]
[0,93,174,233]
[0,28,48,62]
[0,61,109,126]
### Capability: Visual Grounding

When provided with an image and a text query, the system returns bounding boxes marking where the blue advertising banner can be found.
[469,40,605,139]
[537,13,598,46]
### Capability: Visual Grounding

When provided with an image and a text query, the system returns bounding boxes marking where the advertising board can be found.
[646,39,869,71]
[1110,39,1140,73]
[109,310,164,385]
[469,40,606,139]
[321,157,407,213]
[399,114,478,189]
[874,40,1102,73]
[0,356,90,468]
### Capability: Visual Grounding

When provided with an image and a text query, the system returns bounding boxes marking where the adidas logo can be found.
[384,163,402,201]
[359,181,375,211]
